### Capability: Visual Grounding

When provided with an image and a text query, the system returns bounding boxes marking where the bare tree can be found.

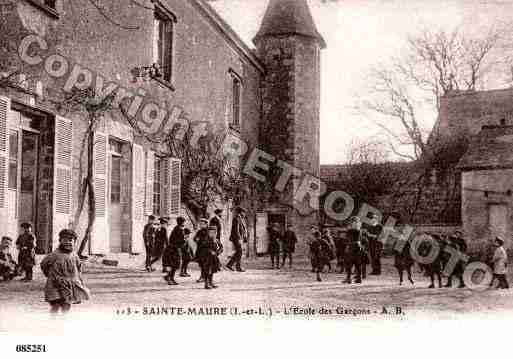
[356,26,507,161]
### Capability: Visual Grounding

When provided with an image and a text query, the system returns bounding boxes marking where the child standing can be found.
[491,237,509,289]
[0,237,18,281]
[40,229,90,314]
[196,225,222,289]
[16,222,36,281]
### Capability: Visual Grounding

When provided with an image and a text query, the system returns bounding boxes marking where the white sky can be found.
[209,0,513,164]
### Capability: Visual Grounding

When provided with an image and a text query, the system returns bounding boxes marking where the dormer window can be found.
[153,4,176,84]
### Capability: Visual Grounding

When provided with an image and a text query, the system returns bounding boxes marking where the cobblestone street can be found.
[1,256,513,332]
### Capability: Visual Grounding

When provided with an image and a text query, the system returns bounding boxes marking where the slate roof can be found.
[457,125,513,171]
[254,0,326,48]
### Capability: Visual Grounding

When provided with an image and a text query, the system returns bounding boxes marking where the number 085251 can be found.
[15,345,47,353]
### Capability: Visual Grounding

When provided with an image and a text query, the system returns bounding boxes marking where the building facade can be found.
[0,0,324,258]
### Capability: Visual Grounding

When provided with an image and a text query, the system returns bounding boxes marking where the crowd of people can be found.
[0,209,510,314]
[305,215,509,290]
[142,207,249,289]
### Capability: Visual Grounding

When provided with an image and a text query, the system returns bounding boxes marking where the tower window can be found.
[153,5,176,83]
[230,70,242,128]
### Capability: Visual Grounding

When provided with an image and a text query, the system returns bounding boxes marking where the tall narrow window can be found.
[153,7,174,83]
[153,157,163,215]
[232,76,241,127]
[8,131,18,190]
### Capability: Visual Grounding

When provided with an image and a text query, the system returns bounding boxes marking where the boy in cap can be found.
[0,237,18,281]
[16,222,36,281]
[196,225,222,289]
[491,237,509,289]
[143,215,157,272]
[40,229,90,314]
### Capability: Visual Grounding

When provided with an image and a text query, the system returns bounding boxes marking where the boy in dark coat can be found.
[16,222,36,281]
[196,226,222,289]
[310,230,329,282]
[365,213,383,275]
[0,237,18,281]
[143,215,157,272]
[321,228,335,272]
[268,223,281,269]
[281,224,298,268]
[163,217,187,285]
[152,218,168,272]
[344,217,363,284]
[334,229,348,273]
[194,218,210,282]
[394,236,415,286]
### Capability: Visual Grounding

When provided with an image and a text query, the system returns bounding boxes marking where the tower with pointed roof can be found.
[254,0,325,249]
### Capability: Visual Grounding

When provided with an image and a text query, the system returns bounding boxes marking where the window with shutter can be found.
[145,150,155,215]
[0,96,9,211]
[131,143,145,254]
[163,157,181,218]
[91,131,109,254]
[52,116,73,250]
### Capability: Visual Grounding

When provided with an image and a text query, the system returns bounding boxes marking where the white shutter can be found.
[0,96,9,233]
[164,157,181,218]
[52,115,73,250]
[131,143,145,254]
[91,131,109,254]
[145,150,154,215]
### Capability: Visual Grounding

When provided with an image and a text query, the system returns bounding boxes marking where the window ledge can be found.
[153,76,175,92]
[25,0,60,19]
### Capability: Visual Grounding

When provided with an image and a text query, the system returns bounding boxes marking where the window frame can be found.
[153,2,177,89]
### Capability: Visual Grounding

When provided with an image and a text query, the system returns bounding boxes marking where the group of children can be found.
[266,223,299,269]
[0,222,37,282]
[1,223,90,314]
[143,215,223,289]
[308,217,510,290]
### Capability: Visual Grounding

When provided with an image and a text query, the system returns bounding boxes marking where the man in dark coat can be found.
[281,224,298,268]
[226,207,247,272]
[16,222,36,281]
[163,217,187,285]
[196,226,222,289]
[445,230,467,288]
[143,215,157,272]
[364,213,384,275]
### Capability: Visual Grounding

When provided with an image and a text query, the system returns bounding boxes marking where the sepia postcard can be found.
[1,0,513,356]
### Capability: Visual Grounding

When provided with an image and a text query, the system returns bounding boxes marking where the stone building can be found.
[321,88,513,251]
[0,0,324,259]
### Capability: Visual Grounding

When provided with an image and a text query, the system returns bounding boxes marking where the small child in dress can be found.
[40,229,90,314]
[0,237,18,281]
[16,222,36,281]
